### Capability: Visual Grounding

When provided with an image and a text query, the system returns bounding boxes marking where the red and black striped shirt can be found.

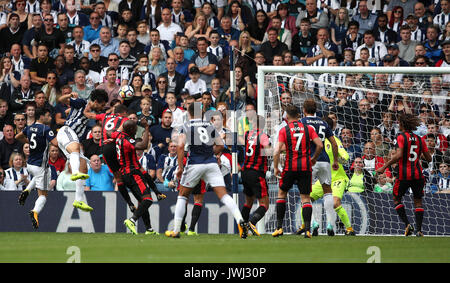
[243,129,270,172]
[278,121,318,172]
[396,131,428,180]
[96,113,129,146]
[115,132,142,174]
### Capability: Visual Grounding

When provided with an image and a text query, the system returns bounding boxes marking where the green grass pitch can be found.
[0,232,449,263]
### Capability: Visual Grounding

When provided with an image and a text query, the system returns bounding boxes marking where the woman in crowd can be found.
[185,12,213,48]
[41,71,60,107]
[5,152,30,191]
[247,9,269,48]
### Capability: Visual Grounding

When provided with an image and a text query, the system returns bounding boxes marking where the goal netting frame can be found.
[255,66,450,236]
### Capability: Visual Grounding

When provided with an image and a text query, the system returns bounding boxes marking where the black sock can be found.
[189,203,202,231]
[132,199,152,222]
[395,203,410,226]
[302,203,312,232]
[250,205,267,225]
[142,209,151,230]
[276,199,286,229]
[415,207,424,232]
[241,204,252,223]
[144,172,161,195]
[118,182,134,207]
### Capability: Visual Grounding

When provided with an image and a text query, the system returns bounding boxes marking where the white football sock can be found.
[75,179,84,202]
[69,152,80,175]
[323,193,335,228]
[220,194,243,224]
[173,196,187,233]
[25,178,36,192]
[33,195,47,214]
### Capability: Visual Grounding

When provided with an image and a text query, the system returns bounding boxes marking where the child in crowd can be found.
[184,66,207,99]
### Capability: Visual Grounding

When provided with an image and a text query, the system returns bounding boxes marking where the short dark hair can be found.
[35,107,50,120]
[114,104,128,115]
[285,104,299,119]
[90,43,101,50]
[303,98,317,115]
[348,20,359,29]
[90,89,109,103]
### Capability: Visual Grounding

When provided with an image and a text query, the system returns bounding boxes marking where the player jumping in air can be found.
[376,113,432,237]
[241,114,271,236]
[297,116,356,236]
[117,119,159,235]
[84,103,166,219]
[165,102,249,239]
[300,99,340,236]
[273,105,323,238]
[56,89,108,212]
[16,108,58,229]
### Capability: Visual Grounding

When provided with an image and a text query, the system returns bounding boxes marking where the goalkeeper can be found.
[297,116,356,236]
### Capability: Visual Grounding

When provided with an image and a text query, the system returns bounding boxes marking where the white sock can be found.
[323,193,335,228]
[69,152,80,175]
[173,196,187,233]
[33,195,47,214]
[25,178,36,192]
[220,194,243,224]
[75,179,84,202]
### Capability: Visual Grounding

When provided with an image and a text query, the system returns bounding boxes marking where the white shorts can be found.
[180,163,225,188]
[312,161,332,186]
[27,164,49,191]
[57,126,83,158]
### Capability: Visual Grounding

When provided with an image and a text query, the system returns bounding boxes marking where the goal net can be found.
[256,66,450,236]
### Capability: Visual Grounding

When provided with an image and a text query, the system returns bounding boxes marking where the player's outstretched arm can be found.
[311,137,323,165]
[328,135,340,170]
[135,119,150,150]
[376,147,402,175]
[83,102,98,120]
[15,131,28,144]
[273,141,284,178]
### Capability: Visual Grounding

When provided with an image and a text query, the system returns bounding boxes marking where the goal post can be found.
[256,65,450,236]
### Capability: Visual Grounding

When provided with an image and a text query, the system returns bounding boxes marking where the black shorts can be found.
[123,170,152,201]
[102,142,120,173]
[279,170,312,195]
[242,169,268,199]
[393,178,425,200]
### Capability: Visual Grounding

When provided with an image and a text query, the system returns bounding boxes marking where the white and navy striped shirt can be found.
[433,12,450,32]
[437,174,450,192]
[158,154,178,181]
[411,26,426,42]
[68,40,91,59]
[207,45,225,62]
[5,167,30,191]
[119,54,137,72]
[25,0,40,13]
[194,0,226,9]
[355,42,387,65]
[318,73,345,99]
[100,66,130,84]
[65,98,91,140]
[308,42,337,66]
[100,14,114,31]
[256,0,280,15]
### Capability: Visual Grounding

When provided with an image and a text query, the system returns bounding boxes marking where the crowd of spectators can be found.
[0,0,449,194]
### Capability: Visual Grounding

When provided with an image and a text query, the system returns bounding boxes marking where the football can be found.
[119,85,134,100]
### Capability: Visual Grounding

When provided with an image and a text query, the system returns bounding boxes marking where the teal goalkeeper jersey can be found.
[324,137,349,181]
